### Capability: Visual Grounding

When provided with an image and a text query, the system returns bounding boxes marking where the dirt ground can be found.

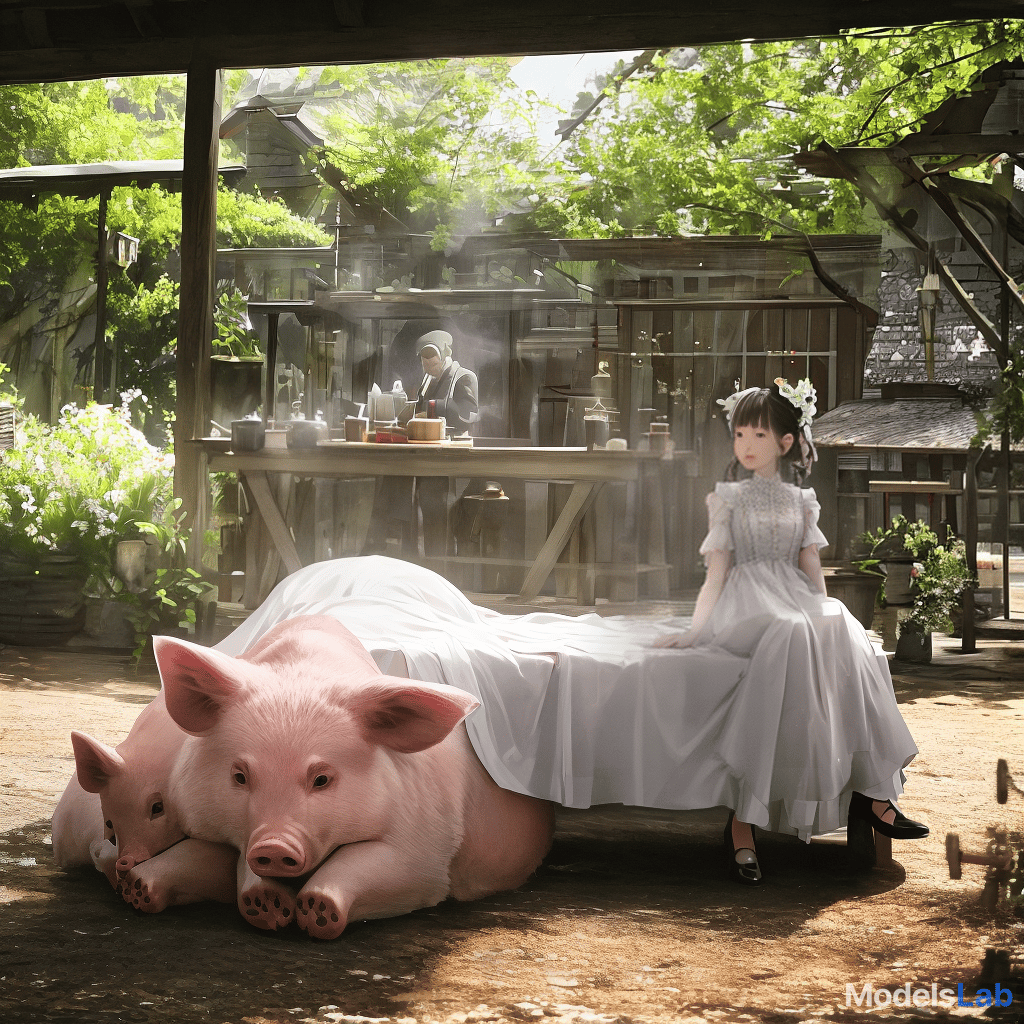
[1,637,1022,1024]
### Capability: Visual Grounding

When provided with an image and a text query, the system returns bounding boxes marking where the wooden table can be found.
[198,439,672,605]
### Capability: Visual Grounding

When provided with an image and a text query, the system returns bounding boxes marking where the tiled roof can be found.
[814,398,983,451]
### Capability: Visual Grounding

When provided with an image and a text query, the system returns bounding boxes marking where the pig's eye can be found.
[313,775,330,789]
[232,770,247,785]
[150,801,164,818]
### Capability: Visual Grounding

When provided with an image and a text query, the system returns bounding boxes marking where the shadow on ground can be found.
[1,810,913,1024]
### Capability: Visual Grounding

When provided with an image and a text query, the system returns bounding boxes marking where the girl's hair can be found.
[724,383,809,484]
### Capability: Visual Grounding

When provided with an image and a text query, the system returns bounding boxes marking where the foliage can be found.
[0,390,209,649]
[214,188,331,249]
[106,274,180,434]
[316,60,549,247]
[0,394,171,573]
[901,535,975,636]
[853,514,945,607]
[0,77,330,424]
[531,22,1024,237]
[854,514,940,574]
[212,288,262,360]
[973,348,1024,446]
[104,505,213,661]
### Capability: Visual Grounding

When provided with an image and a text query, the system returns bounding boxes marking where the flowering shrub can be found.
[902,538,976,636]
[0,392,173,581]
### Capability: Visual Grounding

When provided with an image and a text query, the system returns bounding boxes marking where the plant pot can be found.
[0,553,89,645]
[211,356,263,429]
[83,597,136,650]
[824,570,882,629]
[882,557,915,605]
[895,626,932,664]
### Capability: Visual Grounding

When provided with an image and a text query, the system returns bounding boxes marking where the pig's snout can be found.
[247,837,307,877]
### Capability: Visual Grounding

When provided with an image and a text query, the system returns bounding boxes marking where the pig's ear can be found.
[71,731,125,793]
[154,635,251,735]
[350,678,479,754]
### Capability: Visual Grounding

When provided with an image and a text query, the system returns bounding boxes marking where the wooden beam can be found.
[6,0,1024,84]
[92,188,108,403]
[828,136,1024,159]
[888,147,1024,328]
[174,60,222,562]
[817,141,1002,352]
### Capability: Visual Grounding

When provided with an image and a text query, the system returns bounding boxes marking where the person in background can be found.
[415,330,479,435]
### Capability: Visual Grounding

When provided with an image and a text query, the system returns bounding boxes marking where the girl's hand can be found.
[654,631,695,649]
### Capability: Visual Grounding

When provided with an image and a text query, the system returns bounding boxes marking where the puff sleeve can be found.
[800,487,829,550]
[699,484,735,560]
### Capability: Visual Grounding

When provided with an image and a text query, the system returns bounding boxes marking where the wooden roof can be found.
[0,159,245,202]
[3,1,1024,85]
[814,397,983,451]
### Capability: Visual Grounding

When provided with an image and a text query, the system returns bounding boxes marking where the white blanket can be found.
[215,556,749,809]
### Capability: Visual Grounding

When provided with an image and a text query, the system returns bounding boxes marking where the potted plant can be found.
[823,564,883,629]
[855,515,940,606]
[894,533,975,664]
[210,288,264,429]
[0,388,210,647]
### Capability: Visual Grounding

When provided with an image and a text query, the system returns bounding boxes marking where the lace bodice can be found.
[699,476,828,567]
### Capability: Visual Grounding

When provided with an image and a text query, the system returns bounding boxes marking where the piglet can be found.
[156,615,554,939]
[55,691,237,912]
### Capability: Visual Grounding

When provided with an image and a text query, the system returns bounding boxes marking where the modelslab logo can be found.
[846,982,1015,1009]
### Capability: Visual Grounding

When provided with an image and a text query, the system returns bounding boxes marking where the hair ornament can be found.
[773,377,817,429]
[716,385,761,424]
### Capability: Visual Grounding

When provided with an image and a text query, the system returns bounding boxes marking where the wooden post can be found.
[93,189,109,403]
[1001,223,1011,619]
[174,60,222,564]
[962,448,984,654]
[264,311,279,425]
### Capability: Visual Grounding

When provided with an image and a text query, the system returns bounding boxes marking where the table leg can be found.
[517,481,600,602]
[244,470,304,576]
[643,466,669,598]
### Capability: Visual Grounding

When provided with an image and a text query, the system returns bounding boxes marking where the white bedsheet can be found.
[215,556,750,809]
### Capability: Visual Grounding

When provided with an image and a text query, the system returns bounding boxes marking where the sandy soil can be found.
[1,640,1022,1024]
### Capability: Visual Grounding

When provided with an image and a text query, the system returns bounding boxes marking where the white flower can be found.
[774,377,817,428]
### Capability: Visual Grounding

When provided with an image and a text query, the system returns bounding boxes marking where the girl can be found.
[657,379,926,885]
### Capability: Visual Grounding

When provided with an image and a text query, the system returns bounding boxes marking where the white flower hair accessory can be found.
[716,385,761,424]
[773,377,817,428]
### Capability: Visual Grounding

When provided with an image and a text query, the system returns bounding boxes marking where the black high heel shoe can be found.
[849,792,929,840]
[724,812,762,885]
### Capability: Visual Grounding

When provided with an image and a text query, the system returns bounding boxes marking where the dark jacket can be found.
[416,360,478,432]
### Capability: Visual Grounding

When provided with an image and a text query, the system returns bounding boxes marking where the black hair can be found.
[723,383,809,484]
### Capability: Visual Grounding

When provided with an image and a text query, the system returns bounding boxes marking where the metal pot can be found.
[286,418,328,449]
[231,418,266,452]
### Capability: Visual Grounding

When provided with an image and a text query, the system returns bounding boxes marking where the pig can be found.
[58,614,552,937]
[50,773,113,880]
[153,615,555,939]
[55,690,238,913]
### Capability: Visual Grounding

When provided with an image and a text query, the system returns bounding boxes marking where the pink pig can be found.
[154,615,554,938]
[61,615,553,938]
[54,690,237,912]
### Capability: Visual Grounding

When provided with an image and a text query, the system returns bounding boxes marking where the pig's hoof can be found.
[295,890,347,940]
[117,870,169,914]
[238,881,295,931]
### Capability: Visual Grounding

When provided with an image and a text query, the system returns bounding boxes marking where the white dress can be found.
[692,474,919,839]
